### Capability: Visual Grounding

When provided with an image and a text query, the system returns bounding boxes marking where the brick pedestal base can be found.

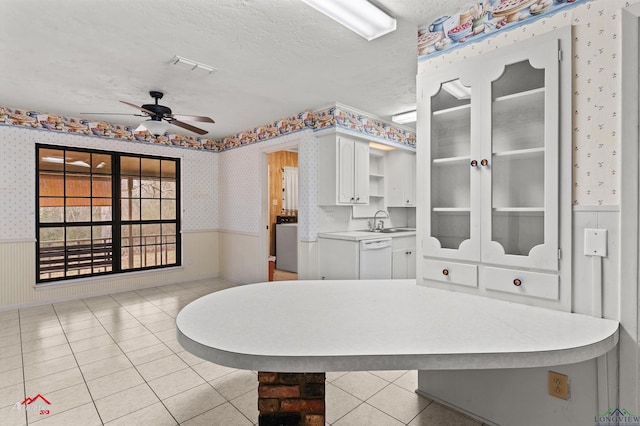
[258,372,325,426]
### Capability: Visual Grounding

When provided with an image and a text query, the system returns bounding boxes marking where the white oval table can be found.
[177,279,619,425]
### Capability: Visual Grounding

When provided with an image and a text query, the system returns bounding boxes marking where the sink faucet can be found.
[372,210,389,231]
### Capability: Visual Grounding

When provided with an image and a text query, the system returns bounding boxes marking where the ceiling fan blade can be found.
[80,112,145,116]
[119,100,154,115]
[169,119,208,135]
[171,114,215,123]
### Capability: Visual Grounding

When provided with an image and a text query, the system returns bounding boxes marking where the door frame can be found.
[260,141,300,281]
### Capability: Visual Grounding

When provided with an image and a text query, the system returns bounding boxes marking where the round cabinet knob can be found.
[356,197,360,201]
[442,269,449,276]
[470,160,478,167]
[513,278,522,286]
[481,159,489,166]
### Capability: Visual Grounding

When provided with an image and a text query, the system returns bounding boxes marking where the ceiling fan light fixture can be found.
[301,0,396,41]
[139,119,171,136]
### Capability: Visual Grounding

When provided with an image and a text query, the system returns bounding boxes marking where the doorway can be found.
[266,147,299,281]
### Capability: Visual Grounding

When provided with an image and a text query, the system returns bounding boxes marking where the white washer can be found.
[276,223,298,273]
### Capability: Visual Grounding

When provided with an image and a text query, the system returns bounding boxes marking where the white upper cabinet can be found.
[318,134,369,206]
[417,28,572,309]
[386,150,416,207]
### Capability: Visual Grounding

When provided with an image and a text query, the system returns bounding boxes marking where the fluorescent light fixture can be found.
[391,110,417,124]
[369,142,395,151]
[442,80,471,100]
[137,120,171,136]
[302,0,396,41]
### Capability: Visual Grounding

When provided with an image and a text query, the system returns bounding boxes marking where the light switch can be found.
[584,229,607,257]
[272,199,278,206]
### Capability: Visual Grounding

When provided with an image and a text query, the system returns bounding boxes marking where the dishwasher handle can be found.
[359,238,392,250]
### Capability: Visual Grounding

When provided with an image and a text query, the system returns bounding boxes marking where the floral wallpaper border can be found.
[0,104,415,153]
[418,0,590,61]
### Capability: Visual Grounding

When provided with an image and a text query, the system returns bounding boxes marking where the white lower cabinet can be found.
[392,236,416,279]
[317,238,359,280]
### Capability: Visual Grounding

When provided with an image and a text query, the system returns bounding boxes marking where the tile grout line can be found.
[133,286,251,424]
[95,291,183,425]
[131,285,257,425]
[50,300,107,426]
[18,309,28,426]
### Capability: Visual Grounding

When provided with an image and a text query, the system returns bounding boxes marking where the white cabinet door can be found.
[392,249,409,279]
[479,37,561,271]
[337,137,355,204]
[418,66,481,262]
[392,236,416,279]
[318,135,370,206]
[386,150,416,207]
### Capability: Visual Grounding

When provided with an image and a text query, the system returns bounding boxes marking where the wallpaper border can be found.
[0,103,415,153]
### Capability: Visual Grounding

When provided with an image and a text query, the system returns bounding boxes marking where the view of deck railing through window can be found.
[36,145,181,283]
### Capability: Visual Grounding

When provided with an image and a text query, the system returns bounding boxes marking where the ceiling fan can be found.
[84,91,214,136]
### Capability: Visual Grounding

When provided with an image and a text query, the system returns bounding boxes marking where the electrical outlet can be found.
[326,211,335,221]
[548,371,570,400]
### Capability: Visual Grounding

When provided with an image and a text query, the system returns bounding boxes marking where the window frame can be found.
[36,144,182,283]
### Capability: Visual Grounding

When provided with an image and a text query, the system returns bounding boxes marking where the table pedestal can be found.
[257,372,325,426]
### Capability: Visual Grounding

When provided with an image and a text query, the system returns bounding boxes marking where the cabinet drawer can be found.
[423,259,477,288]
[483,267,559,300]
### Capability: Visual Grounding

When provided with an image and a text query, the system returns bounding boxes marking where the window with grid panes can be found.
[36,145,181,282]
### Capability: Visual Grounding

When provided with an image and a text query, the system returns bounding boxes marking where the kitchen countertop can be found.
[176,279,619,373]
[317,229,416,241]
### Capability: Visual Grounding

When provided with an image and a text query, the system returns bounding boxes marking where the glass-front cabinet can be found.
[417,28,571,309]
[424,72,480,262]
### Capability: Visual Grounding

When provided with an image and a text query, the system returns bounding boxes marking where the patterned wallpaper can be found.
[0,103,415,154]
[0,126,218,240]
[419,0,638,206]
[217,131,317,240]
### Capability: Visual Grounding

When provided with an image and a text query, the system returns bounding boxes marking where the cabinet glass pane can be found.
[492,212,544,256]
[432,212,470,250]
[431,79,471,159]
[431,79,471,249]
[491,60,545,256]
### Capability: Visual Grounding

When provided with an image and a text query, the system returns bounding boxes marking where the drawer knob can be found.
[470,160,478,167]
[481,159,489,166]
[442,269,449,276]
[513,278,522,286]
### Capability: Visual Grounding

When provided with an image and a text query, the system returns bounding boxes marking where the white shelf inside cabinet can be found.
[432,104,471,116]
[494,87,545,103]
[433,156,471,165]
[493,147,544,159]
[433,207,471,212]
[493,207,544,213]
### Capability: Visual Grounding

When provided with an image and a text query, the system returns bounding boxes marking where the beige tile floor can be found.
[0,278,485,425]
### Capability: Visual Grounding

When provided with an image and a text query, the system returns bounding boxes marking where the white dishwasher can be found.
[359,238,392,279]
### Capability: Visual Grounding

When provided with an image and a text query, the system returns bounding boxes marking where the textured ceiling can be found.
[0,0,469,138]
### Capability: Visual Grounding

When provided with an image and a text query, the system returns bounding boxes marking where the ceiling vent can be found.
[171,56,218,75]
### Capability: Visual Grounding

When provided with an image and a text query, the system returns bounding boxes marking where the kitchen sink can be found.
[367,228,415,234]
